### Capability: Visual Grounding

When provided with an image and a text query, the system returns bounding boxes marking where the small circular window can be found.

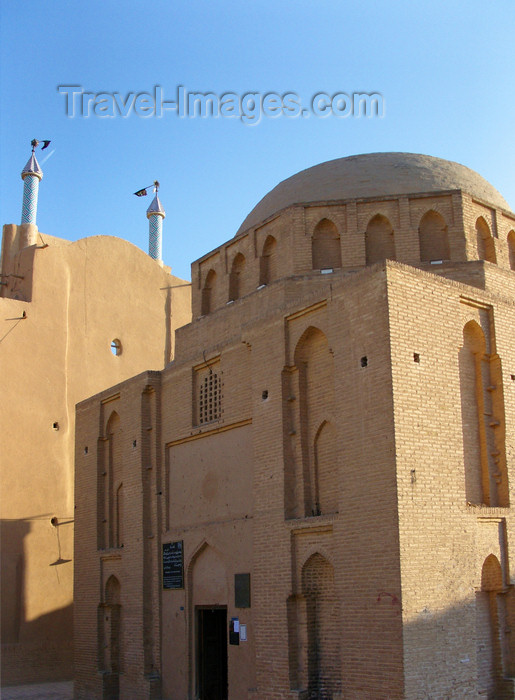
[111,339,122,356]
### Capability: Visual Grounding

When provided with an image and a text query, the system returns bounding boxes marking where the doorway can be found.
[197,607,228,700]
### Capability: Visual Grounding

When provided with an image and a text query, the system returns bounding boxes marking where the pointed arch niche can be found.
[99,575,122,699]
[186,543,228,698]
[458,320,508,507]
[365,214,396,265]
[288,553,341,696]
[98,411,123,549]
[229,253,245,301]
[201,269,217,315]
[259,235,277,285]
[476,555,515,697]
[418,210,450,262]
[476,217,497,264]
[312,219,341,271]
[284,326,337,519]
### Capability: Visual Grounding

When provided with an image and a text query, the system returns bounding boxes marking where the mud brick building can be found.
[74,153,515,699]
[0,152,191,686]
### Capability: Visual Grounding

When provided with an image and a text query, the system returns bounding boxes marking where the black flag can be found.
[134,188,148,197]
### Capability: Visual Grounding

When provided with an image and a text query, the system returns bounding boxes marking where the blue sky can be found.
[1,1,514,281]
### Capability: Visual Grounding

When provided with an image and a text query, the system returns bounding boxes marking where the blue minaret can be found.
[21,140,43,225]
[146,182,165,261]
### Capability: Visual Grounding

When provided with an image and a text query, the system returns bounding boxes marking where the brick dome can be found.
[236,152,511,235]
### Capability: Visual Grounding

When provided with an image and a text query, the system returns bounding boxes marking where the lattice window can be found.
[198,370,222,425]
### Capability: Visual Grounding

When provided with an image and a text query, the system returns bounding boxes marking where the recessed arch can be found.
[101,574,122,685]
[229,253,245,301]
[300,553,341,697]
[476,217,496,264]
[106,410,120,435]
[477,554,508,698]
[294,325,330,366]
[105,574,121,605]
[365,214,395,265]
[459,320,508,508]
[201,268,217,315]
[312,218,341,270]
[418,210,450,262]
[459,320,488,505]
[481,554,503,592]
[313,420,338,515]
[463,319,486,355]
[259,235,277,285]
[104,411,122,549]
[288,327,335,518]
[186,541,228,698]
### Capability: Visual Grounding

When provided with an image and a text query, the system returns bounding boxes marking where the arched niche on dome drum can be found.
[311,219,341,271]
[229,253,245,302]
[365,214,396,265]
[476,217,496,264]
[201,269,217,315]
[418,210,450,262]
[259,235,277,286]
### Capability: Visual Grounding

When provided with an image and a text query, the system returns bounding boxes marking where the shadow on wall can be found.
[1,519,73,686]
[285,549,515,699]
[399,583,515,700]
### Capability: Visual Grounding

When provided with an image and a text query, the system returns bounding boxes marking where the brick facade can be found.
[74,154,515,699]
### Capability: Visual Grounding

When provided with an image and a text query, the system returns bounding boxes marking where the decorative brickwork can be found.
[73,154,515,699]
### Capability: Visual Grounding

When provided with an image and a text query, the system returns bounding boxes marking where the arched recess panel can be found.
[418,210,450,262]
[476,217,496,264]
[187,543,228,698]
[365,214,395,265]
[201,269,217,315]
[285,326,335,518]
[229,253,245,301]
[312,219,341,270]
[98,411,122,550]
[99,574,122,699]
[298,554,341,697]
[259,235,277,285]
[313,421,338,515]
[476,555,506,699]
[459,321,487,505]
[508,231,515,271]
[459,319,508,507]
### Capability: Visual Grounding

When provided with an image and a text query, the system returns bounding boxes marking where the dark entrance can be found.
[197,607,228,700]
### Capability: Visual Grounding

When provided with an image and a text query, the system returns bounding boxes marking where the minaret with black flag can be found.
[134,180,165,262]
[21,139,50,225]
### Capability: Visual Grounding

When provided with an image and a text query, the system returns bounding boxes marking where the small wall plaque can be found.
[162,541,184,589]
[235,573,251,608]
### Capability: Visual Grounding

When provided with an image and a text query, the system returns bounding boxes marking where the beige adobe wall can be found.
[387,261,515,698]
[0,226,191,685]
